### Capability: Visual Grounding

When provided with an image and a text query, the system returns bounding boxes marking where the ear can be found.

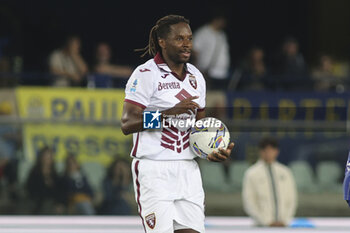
[158,38,166,49]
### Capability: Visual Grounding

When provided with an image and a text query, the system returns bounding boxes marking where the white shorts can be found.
[131,159,205,233]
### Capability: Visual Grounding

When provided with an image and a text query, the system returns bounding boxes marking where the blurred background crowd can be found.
[0,0,349,219]
[0,0,350,91]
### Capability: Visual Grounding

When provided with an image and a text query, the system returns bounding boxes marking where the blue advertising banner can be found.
[224,92,350,167]
[226,92,350,121]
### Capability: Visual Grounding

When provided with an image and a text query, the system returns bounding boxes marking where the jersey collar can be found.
[154,52,192,81]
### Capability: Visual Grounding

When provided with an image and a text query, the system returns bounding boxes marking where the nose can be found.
[183,38,192,47]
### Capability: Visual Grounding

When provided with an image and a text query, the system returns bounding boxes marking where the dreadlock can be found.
[136,15,190,57]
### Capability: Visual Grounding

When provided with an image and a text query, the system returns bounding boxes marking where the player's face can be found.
[161,22,192,64]
[260,146,279,164]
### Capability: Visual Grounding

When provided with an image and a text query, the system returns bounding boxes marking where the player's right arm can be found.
[162,96,200,117]
[121,102,144,135]
[121,96,201,135]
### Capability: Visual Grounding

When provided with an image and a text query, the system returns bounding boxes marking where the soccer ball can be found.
[189,117,230,159]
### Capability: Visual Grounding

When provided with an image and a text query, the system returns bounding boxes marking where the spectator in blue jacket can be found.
[61,154,95,215]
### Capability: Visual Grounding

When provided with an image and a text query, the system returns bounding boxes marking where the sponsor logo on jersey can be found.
[158,82,180,91]
[143,110,161,129]
[130,79,138,93]
[145,213,156,229]
[189,75,197,89]
[139,68,150,72]
[161,74,169,79]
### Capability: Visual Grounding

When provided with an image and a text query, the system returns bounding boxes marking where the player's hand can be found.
[207,142,234,162]
[164,96,200,116]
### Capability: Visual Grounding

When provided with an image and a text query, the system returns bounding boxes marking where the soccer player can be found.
[121,15,234,233]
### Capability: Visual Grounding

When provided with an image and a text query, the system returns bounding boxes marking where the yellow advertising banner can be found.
[23,123,131,165]
[16,87,131,165]
[16,87,125,122]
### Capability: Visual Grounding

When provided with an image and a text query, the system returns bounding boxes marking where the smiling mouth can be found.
[181,51,191,56]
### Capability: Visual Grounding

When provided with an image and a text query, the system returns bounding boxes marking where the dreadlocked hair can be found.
[135,15,190,57]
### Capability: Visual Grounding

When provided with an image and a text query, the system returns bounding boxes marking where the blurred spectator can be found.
[233,47,268,91]
[26,146,64,214]
[193,10,230,90]
[242,137,297,227]
[312,55,347,92]
[0,102,19,204]
[343,151,350,207]
[0,40,10,78]
[312,55,336,91]
[0,54,10,73]
[0,42,11,82]
[61,154,95,215]
[0,39,18,88]
[49,36,88,87]
[280,37,307,75]
[92,42,133,88]
[99,158,131,215]
[270,37,310,90]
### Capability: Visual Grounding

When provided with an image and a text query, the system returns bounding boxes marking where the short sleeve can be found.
[124,67,154,109]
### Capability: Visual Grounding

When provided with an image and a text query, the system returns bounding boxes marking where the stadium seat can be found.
[199,160,230,192]
[316,161,343,192]
[228,161,250,192]
[289,161,318,193]
[80,162,106,193]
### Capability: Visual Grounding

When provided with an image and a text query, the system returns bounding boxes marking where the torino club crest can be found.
[189,75,197,89]
[145,213,156,229]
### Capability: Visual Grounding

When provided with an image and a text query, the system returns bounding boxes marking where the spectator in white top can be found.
[193,10,230,90]
[49,36,88,87]
[242,137,297,227]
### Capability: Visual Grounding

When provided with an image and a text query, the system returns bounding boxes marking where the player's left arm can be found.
[207,141,234,162]
[196,72,234,162]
